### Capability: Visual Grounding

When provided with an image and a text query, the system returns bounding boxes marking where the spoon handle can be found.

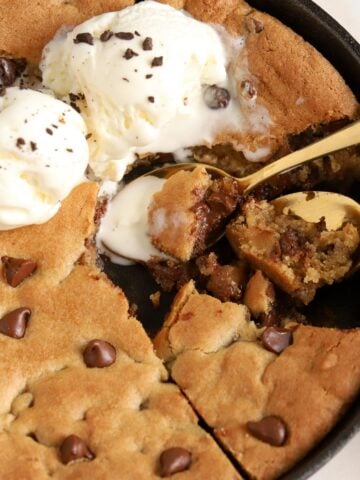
[240,120,360,194]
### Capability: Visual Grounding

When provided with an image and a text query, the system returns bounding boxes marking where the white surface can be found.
[314,0,360,41]
[308,3,359,480]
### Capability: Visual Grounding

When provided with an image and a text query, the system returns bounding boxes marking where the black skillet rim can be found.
[123,1,360,479]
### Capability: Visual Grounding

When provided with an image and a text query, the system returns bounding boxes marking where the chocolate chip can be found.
[151,56,163,67]
[146,74,153,79]
[100,30,113,42]
[46,128,53,135]
[0,58,16,87]
[159,448,192,477]
[123,48,139,60]
[13,58,27,76]
[142,37,153,51]
[203,85,231,109]
[241,80,257,99]
[115,32,134,40]
[60,435,94,464]
[30,141,37,152]
[247,416,287,446]
[306,191,316,201]
[2,256,37,287]
[74,33,94,45]
[0,308,31,339]
[262,326,293,354]
[83,339,116,368]
[16,137,25,148]
[246,17,264,33]
[148,96,155,103]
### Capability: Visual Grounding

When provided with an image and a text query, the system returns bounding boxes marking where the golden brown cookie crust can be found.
[0,0,134,63]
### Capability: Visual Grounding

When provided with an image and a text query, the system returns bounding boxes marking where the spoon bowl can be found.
[271,191,360,275]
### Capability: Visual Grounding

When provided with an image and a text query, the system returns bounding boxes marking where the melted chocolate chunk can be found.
[74,33,94,46]
[247,416,288,446]
[151,56,163,67]
[100,30,113,42]
[60,435,94,464]
[0,307,31,339]
[2,256,37,287]
[83,339,116,368]
[123,48,139,60]
[203,85,231,109]
[115,32,134,40]
[142,37,153,51]
[0,58,16,87]
[159,447,192,477]
[262,326,293,354]
[280,227,306,257]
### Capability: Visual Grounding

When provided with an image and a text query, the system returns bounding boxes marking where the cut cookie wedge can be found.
[0,185,241,479]
[148,166,239,261]
[227,199,359,304]
[154,281,360,480]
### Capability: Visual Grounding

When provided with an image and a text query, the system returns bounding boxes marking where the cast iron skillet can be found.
[105,1,360,478]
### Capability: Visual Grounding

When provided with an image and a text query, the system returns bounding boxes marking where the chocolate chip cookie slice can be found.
[148,166,239,262]
[154,281,360,479]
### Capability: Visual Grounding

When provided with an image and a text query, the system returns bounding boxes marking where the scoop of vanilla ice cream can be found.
[0,87,89,230]
[41,0,230,180]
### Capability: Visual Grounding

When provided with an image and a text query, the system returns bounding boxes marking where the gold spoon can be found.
[146,120,360,194]
[144,120,360,269]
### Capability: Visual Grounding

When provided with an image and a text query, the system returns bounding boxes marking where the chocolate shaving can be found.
[16,137,25,148]
[151,56,163,67]
[100,30,113,42]
[73,32,94,46]
[142,37,153,51]
[115,32,134,40]
[123,49,139,60]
